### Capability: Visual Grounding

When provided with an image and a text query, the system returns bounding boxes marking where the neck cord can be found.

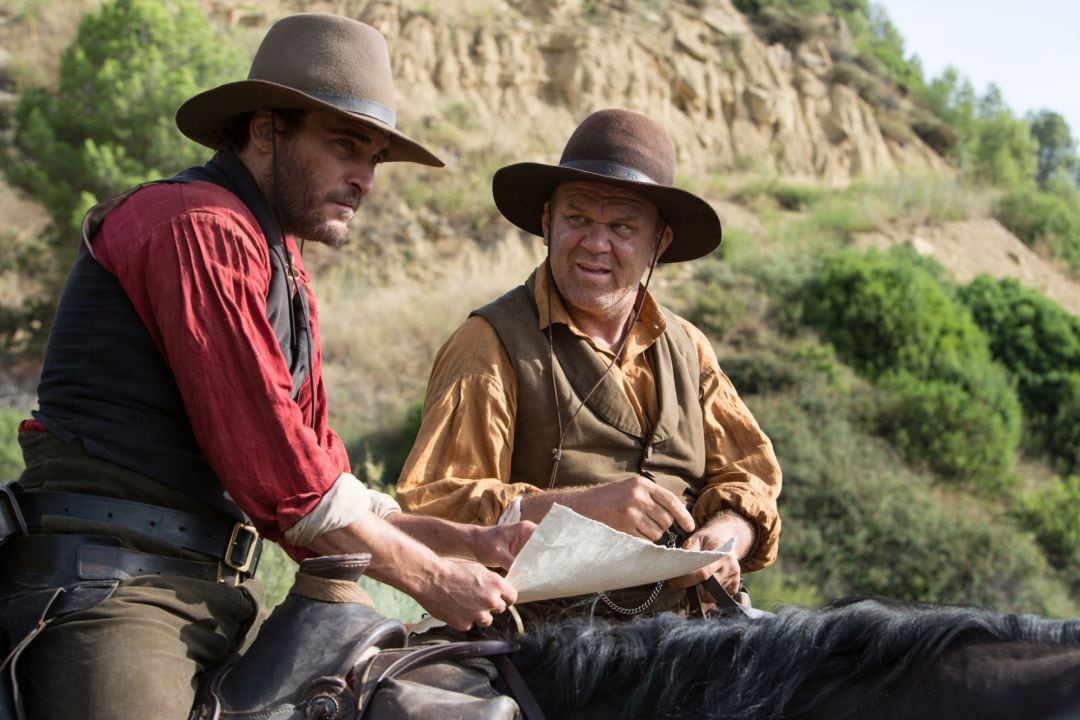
[545,220,666,489]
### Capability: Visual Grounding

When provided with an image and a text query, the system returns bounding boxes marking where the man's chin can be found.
[293,223,349,248]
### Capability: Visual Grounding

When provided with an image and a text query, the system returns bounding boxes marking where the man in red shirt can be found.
[0,13,531,720]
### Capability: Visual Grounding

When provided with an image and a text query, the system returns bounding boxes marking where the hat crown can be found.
[559,109,676,186]
[248,13,396,122]
[175,13,442,165]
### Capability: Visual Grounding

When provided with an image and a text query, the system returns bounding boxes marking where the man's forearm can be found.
[306,513,441,597]
[386,512,478,560]
[518,489,578,524]
[704,510,758,562]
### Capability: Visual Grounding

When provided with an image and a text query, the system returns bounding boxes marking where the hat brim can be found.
[492,162,721,263]
[176,80,444,167]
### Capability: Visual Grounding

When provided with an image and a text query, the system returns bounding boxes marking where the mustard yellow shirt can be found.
[398,263,782,570]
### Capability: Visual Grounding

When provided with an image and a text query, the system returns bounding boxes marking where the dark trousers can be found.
[15,575,260,720]
[4,432,264,720]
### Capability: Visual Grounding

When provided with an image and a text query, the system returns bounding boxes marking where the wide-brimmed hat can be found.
[176,13,442,167]
[492,108,721,263]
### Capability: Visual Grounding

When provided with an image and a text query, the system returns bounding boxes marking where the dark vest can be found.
[32,152,311,519]
[472,272,707,614]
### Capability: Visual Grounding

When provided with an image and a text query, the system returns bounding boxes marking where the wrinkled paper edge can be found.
[505,503,734,604]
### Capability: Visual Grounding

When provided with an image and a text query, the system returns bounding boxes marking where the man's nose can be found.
[580,222,613,252]
[346,160,377,197]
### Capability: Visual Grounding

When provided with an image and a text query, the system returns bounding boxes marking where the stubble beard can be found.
[270,139,361,248]
[552,259,637,325]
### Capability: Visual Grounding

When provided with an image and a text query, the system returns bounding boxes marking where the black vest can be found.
[33,152,311,519]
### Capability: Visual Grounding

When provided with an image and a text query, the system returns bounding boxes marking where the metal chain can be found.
[597,581,665,616]
[595,529,679,616]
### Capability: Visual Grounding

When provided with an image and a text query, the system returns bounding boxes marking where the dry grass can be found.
[314,235,544,442]
[1,0,104,91]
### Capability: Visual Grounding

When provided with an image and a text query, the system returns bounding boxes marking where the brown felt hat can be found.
[176,13,442,167]
[492,108,721,263]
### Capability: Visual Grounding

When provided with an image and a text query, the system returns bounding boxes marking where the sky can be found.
[874,0,1080,135]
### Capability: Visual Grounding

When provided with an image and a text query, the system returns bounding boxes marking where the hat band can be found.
[560,159,658,185]
[307,91,396,128]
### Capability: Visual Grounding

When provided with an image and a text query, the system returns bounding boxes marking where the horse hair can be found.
[510,597,1080,720]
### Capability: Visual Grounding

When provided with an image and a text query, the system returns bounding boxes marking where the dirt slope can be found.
[856,219,1079,316]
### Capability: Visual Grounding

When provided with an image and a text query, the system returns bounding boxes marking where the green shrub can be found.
[751,5,821,48]
[911,115,959,156]
[876,370,1020,487]
[798,249,1023,488]
[0,406,27,482]
[993,187,1080,271]
[751,377,1073,615]
[959,276,1080,473]
[1014,475,1080,594]
[4,0,245,234]
[800,249,985,380]
[773,183,824,211]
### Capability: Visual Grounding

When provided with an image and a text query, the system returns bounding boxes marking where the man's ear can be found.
[656,224,674,260]
[248,110,276,153]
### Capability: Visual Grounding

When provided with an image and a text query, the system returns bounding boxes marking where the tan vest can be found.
[472,272,707,616]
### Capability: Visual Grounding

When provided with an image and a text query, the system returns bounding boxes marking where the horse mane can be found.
[510,597,1080,720]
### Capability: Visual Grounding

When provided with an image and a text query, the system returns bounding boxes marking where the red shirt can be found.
[37,180,350,543]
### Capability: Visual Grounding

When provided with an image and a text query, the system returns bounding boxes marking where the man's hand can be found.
[415,557,519,631]
[521,476,695,541]
[468,521,536,570]
[667,527,742,596]
[306,513,522,631]
[667,511,755,597]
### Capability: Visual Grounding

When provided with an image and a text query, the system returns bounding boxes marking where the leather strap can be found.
[14,491,260,572]
[702,576,749,618]
[359,640,547,720]
[493,653,547,720]
[0,533,247,591]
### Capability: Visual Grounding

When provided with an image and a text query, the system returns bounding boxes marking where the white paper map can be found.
[505,503,734,603]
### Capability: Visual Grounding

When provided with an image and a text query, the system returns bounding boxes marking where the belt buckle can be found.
[0,485,28,543]
[223,521,260,574]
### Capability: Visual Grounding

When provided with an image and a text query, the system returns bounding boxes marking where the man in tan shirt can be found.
[398,108,781,618]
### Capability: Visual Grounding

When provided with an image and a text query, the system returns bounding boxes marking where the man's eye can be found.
[611,223,633,236]
[336,138,355,152]
[566,215,588,226]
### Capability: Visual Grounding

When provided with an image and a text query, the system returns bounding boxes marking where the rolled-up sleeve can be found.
[397,316,544,525]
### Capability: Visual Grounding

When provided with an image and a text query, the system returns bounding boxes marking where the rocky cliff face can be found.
[357,0,945,185]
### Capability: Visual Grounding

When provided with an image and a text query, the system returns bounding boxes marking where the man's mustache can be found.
[327,191,363,211]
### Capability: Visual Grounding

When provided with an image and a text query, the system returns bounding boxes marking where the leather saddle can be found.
[188,554,527,720]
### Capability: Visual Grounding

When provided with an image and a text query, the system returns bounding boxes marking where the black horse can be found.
[512,597,1080,720]
[191,557,1080,720]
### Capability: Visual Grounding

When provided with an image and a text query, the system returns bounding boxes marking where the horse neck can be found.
[787,642,1080,720]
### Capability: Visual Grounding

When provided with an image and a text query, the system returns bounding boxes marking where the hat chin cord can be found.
[544,210,667,489]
